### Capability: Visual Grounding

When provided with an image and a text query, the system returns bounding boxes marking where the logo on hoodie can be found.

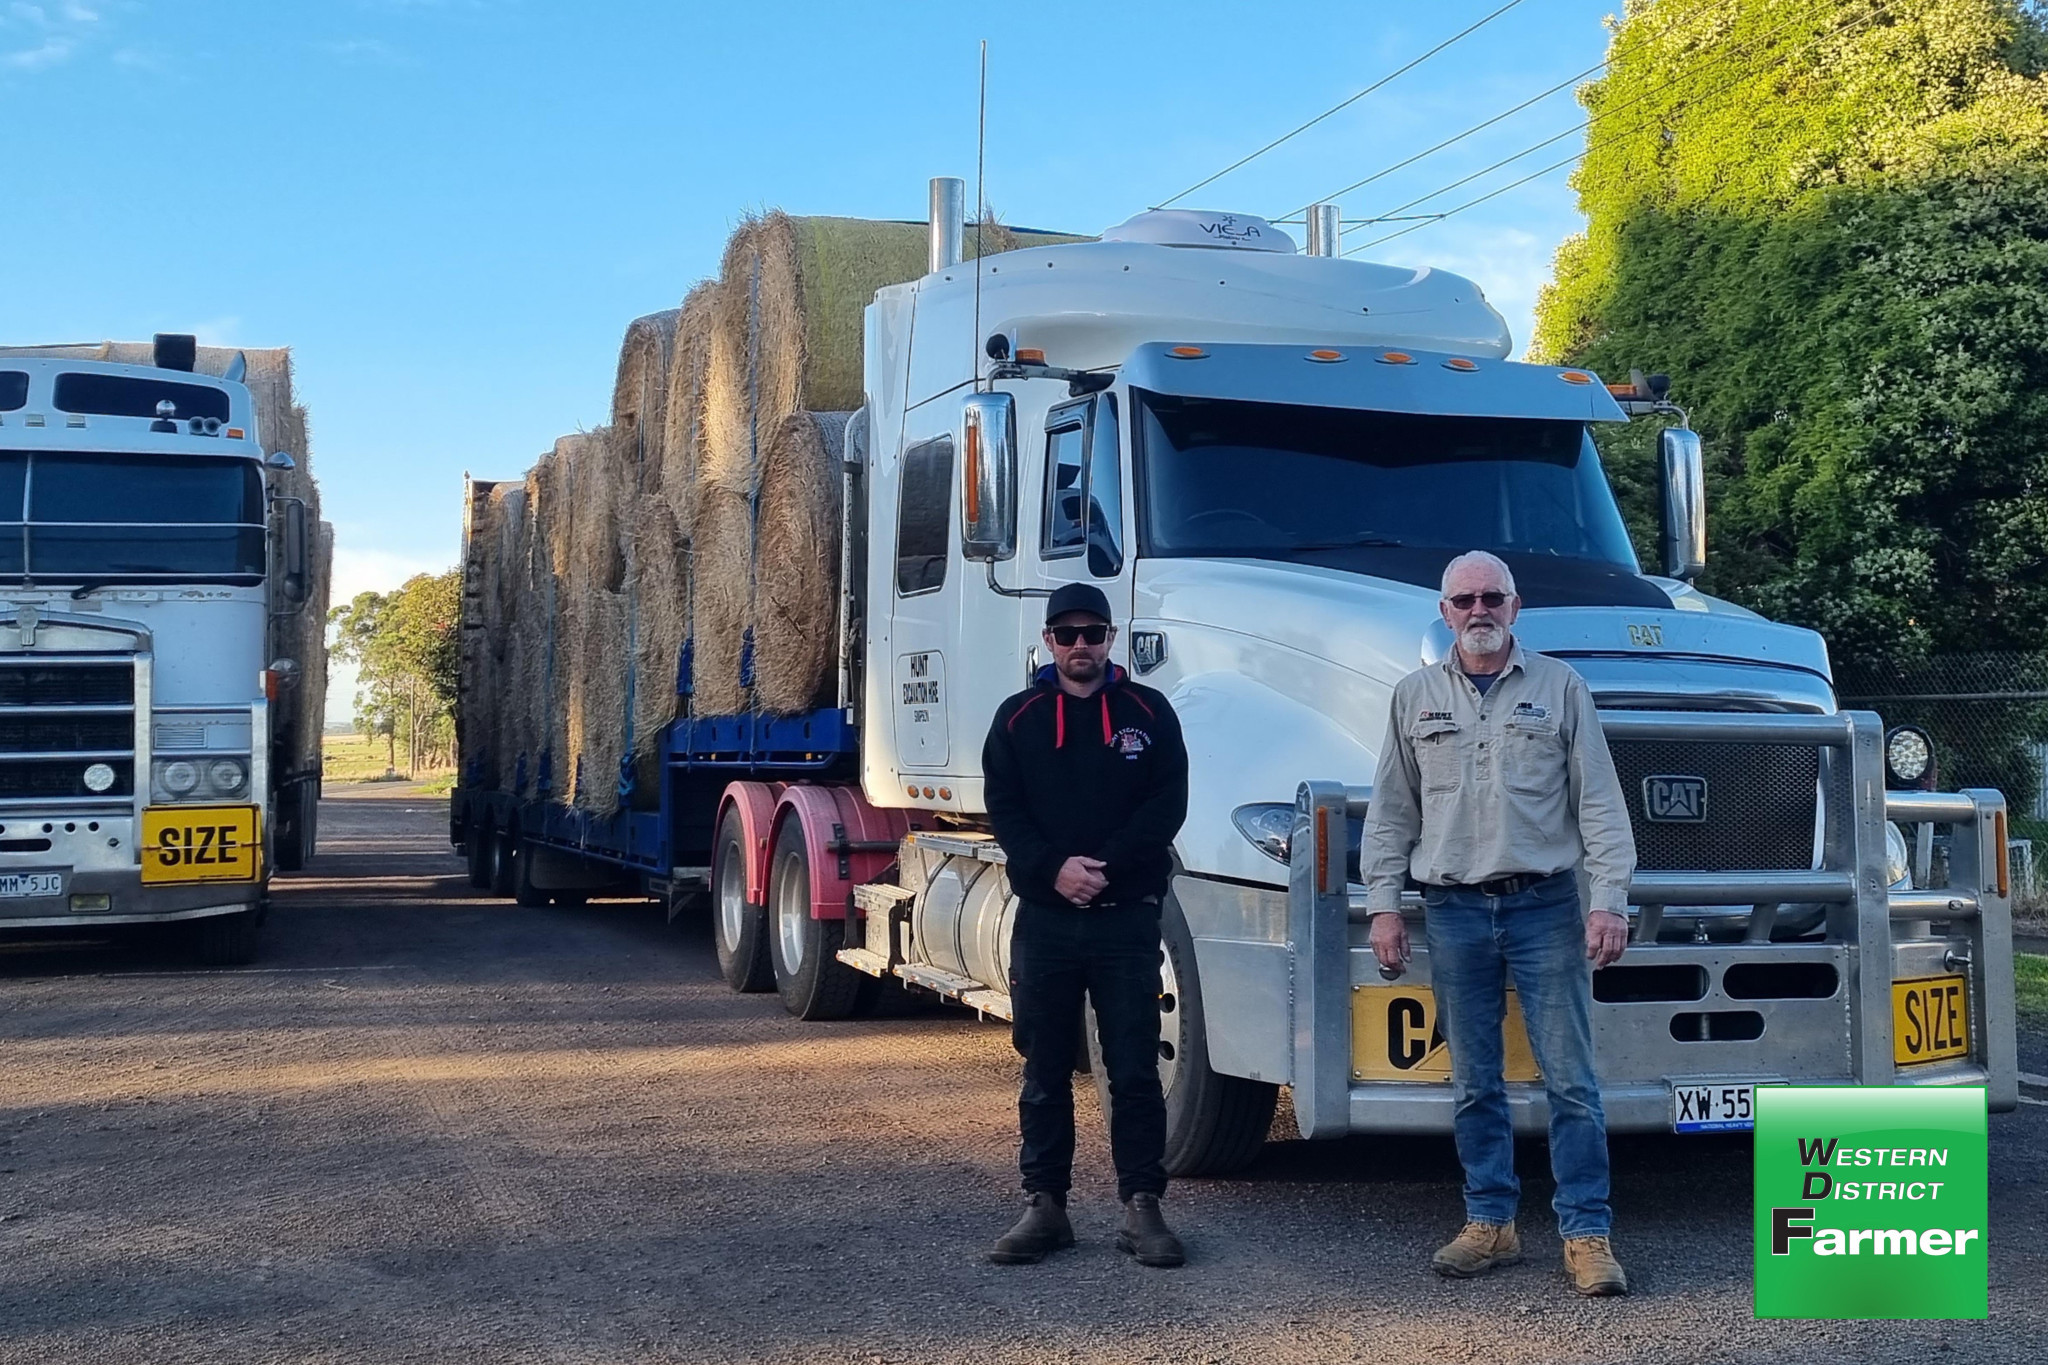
[1115,727,1151,759]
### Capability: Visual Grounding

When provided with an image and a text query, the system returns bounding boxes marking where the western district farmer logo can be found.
[1755,1087,1988,1319]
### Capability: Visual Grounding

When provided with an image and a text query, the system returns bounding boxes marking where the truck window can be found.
[0,372,25,412]
[895,436,954,596]
[0,451,265,582]
[1087,396,1123,578]
[1042,415,1087,556]
[52,373,232,423]
[1042,399,1124,578]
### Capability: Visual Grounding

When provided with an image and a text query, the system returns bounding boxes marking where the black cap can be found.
[1045,582,1113,625]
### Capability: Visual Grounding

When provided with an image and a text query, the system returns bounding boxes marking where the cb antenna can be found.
[974,39,987,387]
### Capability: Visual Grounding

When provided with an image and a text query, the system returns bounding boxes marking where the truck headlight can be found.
[206,758,248,798]
[160,759,199,797]
[1885,725,1934,787]
[1885,821,1913,890]
[1232,803,1295,864]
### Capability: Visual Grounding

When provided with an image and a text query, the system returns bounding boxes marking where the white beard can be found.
[1460,623,1507,655]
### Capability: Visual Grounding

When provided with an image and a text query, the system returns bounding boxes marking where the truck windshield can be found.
[0,451,266,582]
[1134,392,1639,574]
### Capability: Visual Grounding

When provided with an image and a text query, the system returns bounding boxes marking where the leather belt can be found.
[1430,870,1569,898]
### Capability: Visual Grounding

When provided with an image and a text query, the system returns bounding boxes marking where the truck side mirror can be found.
[961,392,1018,562]
[282,500,310,605]
[1657,427,1706,582]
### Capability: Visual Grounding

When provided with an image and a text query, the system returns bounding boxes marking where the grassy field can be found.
[323,731,451,787]
[2019,952,2048,1025]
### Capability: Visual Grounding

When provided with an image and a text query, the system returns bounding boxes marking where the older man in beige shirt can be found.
[1362,550,1636,1297]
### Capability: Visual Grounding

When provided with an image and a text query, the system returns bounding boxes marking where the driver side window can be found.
[1040,397,1123,578]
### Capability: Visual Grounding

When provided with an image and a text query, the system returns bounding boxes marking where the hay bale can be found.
[565,589,630,815]
[753,411,851,715]
[691,485,753,716]
[611,309,680,491]
[628,496,688,760]
[659,283,717,538]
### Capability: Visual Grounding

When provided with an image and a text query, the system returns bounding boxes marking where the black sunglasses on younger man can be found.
[1048,623,1111,646]
[1446,591,1510,610]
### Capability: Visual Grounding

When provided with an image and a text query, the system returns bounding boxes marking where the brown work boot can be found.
[1563,1235,1629,1296]
[1432,1220,1522,1278]
[988,1191,1074,1264]
[1116,1193,1186,1268]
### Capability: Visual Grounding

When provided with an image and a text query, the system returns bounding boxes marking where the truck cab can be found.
[0,338,319,962]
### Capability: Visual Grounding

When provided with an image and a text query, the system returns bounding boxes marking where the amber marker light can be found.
[938,787,952,800]
[1376,351,1415,365]
[1560,371,1594,385]
[1306,349,1346,363]
[1444,357,1479,372]
[1167,346,1208,359]
[963,422,981,523]
[1016,348,1047,364]
[225,427,245,439]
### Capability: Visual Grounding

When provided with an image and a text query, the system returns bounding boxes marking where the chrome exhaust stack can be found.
[929,177,966,273]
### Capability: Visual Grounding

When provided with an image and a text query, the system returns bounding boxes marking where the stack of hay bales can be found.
[466,212,1086,817]
[0,340,333,785]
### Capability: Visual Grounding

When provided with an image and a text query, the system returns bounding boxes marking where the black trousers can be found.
[1008,898,1168,1202]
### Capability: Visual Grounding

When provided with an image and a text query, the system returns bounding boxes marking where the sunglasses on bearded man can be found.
[1047,623,1111,646]
[1445,591,1511,611]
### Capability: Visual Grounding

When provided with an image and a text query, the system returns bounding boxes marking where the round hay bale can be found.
[753,411,851,715]
[628,496,688,759]
[610,309,680,490]
[566,589,630,816]
[567,426,629,598]
[690,485,753,717]
[700,284,757,500]
[660,283,718,537]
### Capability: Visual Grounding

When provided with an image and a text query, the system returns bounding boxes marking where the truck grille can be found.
[1607,738,1820,872]
[0,660,136,801]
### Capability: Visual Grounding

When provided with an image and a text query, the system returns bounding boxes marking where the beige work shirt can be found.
[1362,640,1636,916]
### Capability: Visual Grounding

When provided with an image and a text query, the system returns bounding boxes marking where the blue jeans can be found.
[1423,873,1611,1238]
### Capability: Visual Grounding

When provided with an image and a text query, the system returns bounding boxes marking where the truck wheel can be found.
[465,819,495,889]
[712,804,773,992]
[1088,890,1277,1177]
[490,827,518,898]
[194,908,261,966]
[511,840,551,908]
[767,813,862,1020]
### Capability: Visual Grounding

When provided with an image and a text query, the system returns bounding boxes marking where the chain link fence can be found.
[1836,652,2048,916]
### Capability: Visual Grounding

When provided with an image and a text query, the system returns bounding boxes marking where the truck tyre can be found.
[1088,889,1277,1178]
[194,908,261,966]
[466,818,495,889]
[712,804,774,993]
[511,840,551,908]
[767,813,862,1020]
[490,826,518,898]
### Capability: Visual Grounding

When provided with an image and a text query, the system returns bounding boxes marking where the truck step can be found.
[906,831,1007,864]
[852,882,915,915]
[835,947,892,978]
[891,961,1014,1020]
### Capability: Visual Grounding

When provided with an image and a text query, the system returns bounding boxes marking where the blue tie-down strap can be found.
[572,753,587,807]
[536,749,553,800]
[616,753,636,805]
[677,638,694,698]
[739,627,756,689]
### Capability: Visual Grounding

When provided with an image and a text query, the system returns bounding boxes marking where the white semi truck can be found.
[0,334,324,963]
[454,184,2017,1173]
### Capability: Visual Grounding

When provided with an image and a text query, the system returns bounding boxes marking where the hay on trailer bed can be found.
[611,309,680,489]
[753,410,851,715]
[690,485,753,717]
[659,283,717,539]
[628,494,688,761]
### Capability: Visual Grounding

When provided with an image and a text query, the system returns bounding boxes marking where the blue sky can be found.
[5,0,1627,713]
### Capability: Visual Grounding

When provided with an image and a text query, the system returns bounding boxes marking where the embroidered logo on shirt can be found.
[1115,727,1151,759]
[1512,701,1551,721]
[1419,710,1454,722]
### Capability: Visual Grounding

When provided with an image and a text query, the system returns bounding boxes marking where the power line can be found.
[1344,1,1882,254]
[1155,0,1531,209]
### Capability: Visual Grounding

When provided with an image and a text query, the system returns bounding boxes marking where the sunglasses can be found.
[1048,623,1111,646]
[1445,591,1510,611]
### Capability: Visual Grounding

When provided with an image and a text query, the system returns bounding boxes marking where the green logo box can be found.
[1754,1086,1987,1319]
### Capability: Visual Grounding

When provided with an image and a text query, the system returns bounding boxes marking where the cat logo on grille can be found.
[1644,774,1708,823]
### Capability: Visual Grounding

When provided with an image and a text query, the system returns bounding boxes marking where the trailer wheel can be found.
[712,804,773,992]
[465,818,495,889]
[511,840,550,908]
[489,827,518,898]
[767,813,862,1020]
[193,908,261,967]
[1087,889,1277,1177]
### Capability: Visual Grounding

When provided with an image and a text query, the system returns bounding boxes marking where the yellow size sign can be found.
[1351,985,1542,1083]
[141,805,261,884]
[1893,975,1970,1065]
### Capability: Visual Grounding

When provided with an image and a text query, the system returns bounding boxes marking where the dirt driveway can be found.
[1,784,2042,1363]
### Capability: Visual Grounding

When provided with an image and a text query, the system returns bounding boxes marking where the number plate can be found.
[140,805,261,884]
[0,870,64,899]
[1892,974,1970,1065]
[1672,1082,1768,1133]
[1350,985,1541,1083]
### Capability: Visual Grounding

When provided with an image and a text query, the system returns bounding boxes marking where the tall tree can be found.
[329,571,462,776]
[1532,0,2048,663]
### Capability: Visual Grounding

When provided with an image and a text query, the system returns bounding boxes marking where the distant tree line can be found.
[329,570,461,778]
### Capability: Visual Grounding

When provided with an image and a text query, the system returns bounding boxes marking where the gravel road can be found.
[2,783,2042,1364]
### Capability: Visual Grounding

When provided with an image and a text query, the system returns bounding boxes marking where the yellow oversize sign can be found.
[1351,984,1542,1083]
[141,805,261,884]
[1892,974,1970,1065]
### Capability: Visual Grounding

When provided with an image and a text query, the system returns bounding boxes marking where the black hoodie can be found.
[981,663,1189,908]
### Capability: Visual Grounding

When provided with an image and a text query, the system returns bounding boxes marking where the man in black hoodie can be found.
[981,582,1190,1269]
